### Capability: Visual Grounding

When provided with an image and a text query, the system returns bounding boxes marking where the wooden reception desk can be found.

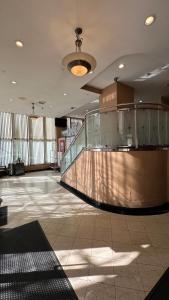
[62,149,169,209]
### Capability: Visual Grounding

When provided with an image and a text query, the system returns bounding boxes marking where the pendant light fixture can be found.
[62,27,96,77]
[29,102,39,119]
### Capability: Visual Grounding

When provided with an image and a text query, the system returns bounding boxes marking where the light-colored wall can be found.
[62,150,168,208]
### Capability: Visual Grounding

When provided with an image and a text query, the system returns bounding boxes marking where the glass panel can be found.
[13,140,29,165]
[149,110,158,145]
[116,110,135,147]
[14,114,29,139]
[0,140,13,166]
[86,113,101,147]
[137,109,150,146]
[61,126,85,174]
[0,112,12,139]
[30,141,44,164]
[46,141,56,163]
[30,117,44,140]
[46,118,56,140]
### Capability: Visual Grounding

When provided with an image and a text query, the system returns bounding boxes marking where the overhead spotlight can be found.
[62,27,96,77]
[118,63,125,69]
[11,81,17,85]
[64,93,67,96]
[145,15,156,26]
[15,40,24,48]
[139,100,143,103]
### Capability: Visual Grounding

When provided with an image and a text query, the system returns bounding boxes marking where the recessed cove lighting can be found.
[11,81,16,85]
[15,40,24,48]
[118,63,125,69]
[64,93,67,96]
[145,15,155,26]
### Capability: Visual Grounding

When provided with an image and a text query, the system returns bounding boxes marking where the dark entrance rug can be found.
[145,267,169,299]
[0,221,78,300]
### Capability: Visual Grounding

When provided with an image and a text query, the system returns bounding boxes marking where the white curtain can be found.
[0,112,56,166]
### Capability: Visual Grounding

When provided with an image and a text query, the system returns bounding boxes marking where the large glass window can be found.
[0,112,56,166]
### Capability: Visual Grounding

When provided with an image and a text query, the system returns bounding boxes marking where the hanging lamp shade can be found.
[62,28,96,77]
[29,102,39,119]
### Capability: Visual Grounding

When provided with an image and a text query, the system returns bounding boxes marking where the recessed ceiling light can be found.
[91,99,99,103]
[89,71,93,74]
[118,63,125,69]
[145,15,155,26]
[139,100,143,103]
[64,93,67,96]
[15,40,24,48]
[11,81,17,85]
[9,98,13,102]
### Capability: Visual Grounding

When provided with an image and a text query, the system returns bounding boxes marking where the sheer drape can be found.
[0,112,56,166]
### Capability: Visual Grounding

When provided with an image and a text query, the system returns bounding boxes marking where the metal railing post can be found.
[134,105,139,149]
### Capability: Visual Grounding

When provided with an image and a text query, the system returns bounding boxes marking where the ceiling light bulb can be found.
[15,40,23,48]
[145,15,155,26]
[89,71,93,74]
[119,63,125,69]
[139,100,143,103]
[64,93,67,96]
[11,81,16,85]
[71,65,88,77]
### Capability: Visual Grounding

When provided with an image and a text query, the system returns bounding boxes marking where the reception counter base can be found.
[60,180,169,215]
[61,149,169,213]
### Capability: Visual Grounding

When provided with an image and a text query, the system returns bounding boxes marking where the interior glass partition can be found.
[61,104,169,174]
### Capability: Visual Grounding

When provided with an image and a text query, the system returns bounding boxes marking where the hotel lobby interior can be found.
[0,1,169,299]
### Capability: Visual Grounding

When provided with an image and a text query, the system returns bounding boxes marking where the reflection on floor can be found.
[0,170,169,300]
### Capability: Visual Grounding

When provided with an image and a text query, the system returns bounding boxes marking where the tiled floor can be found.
[0,170,169,300]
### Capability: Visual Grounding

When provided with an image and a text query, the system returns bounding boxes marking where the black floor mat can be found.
[145,267,169,299]
[0,221,78,300]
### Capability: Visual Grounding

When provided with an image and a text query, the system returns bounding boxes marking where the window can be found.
[0,112,56,166]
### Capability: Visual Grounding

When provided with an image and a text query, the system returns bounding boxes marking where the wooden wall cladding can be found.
[99,82,134,112]
[62,150,168,208]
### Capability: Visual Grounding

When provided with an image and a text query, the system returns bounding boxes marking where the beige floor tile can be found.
[138,264,165,291]
[0,170,168,299]
[91,240,114,258]
[93,227,112,242]
[115,274,144,291]
[85,283,116,300]
[88,265,116,285]
[115,287,146,300]
[69,278,89,300]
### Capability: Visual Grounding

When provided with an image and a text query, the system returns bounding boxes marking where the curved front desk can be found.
[61,149,169,213]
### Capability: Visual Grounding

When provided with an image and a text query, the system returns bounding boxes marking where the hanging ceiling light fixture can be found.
[62,27,96,77]
[29,102,39,119]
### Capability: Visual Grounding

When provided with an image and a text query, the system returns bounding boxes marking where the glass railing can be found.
[61,103,169,174]
[61,125,85,174]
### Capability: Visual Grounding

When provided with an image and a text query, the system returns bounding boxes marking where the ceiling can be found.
[0,0,169,117]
